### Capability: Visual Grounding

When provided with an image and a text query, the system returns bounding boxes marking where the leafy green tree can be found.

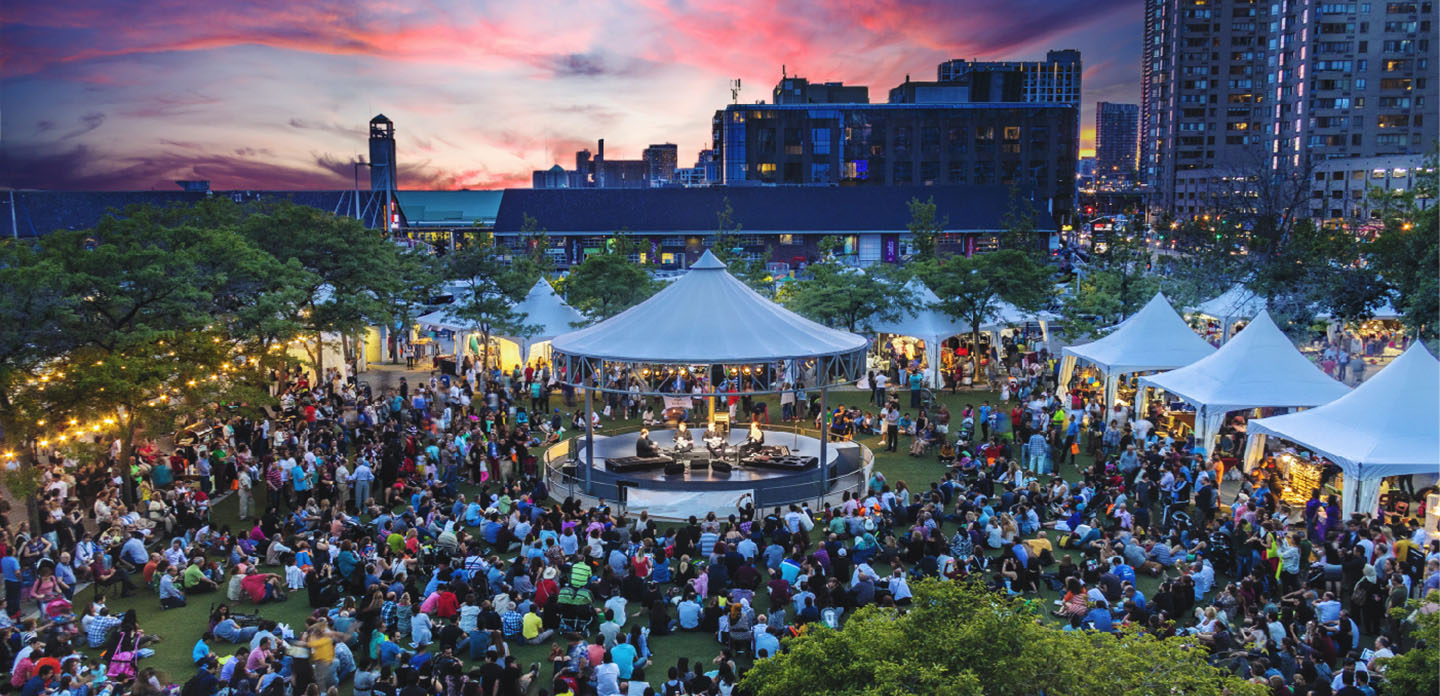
[905,197,945,262]
[922,249,1052,381]
[1376,591,1439,695]
[444,235,536,371]
[564,232,658,322]
[510,213,555,285]
[742,580,1265,696]
[997,184,1049,256]
[712,197,773,296]
[238,201,403,374]
[780,262,916,333]
[1367,152,1439,340]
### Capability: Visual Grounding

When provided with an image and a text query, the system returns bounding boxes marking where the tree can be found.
[564,232,658,322]
[922,249,1052,382]
[1367,152,1439,341]
[711,197,773,296]
[905,197,945,262]
[741,580,1265,696]
[510,213,554,286]
[1376,591,1439,695]
[780,262,916,333]
[997,184,1049,256]
[443,235,535,371]
[238,201,404,375]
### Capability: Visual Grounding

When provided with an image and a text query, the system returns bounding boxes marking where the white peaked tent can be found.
[1059,293,1217,407]
[1244,343,1440,516]
[417,279,585,368]
[1193,284,1266,342]
[551,250,868,363]
[867,280,970,386]
[1137,310,1351,455]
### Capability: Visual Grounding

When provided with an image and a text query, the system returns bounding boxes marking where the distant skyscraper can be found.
[642,143,679,185]
[1095,102,1139,181]
[934,50,1083,106]
[368,114,397,192]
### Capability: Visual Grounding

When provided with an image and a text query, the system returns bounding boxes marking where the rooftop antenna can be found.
[730,78,742,104]
[782,64,786,79]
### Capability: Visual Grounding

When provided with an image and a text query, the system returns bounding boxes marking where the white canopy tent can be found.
[867,280,969,387]
[1136,310,1350,456]
[1243,343,1440,516]
[1193,284,1266,342]
[551,250,868,363]
[417,279,585,369]
[1058,292,1217,407]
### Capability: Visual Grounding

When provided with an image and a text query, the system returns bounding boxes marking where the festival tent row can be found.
[1242,343,1440,517]
[868,279,1055,388]
[417,279,585,370]
[1059,292,1217,407]
[1193,283,1404,343]
[1136,310,1351,456]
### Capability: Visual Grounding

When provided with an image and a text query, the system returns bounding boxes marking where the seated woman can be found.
[673,422,694,453]
[635,429,660,459]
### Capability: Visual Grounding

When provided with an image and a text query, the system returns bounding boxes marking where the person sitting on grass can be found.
[157,564,186,610]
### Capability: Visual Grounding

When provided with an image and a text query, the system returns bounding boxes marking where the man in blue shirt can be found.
[677,596,702,630]
[2,554,21,617]
[120,533,149,569]
[1083,600,1114,632]
[609,634,640,680]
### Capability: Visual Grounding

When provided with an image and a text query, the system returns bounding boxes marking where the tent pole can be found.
[819,357,830,502]
[584,361,595,496]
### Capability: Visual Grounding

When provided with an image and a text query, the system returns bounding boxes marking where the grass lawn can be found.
[87,384,1167,693]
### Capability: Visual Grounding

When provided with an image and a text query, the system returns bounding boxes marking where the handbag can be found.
[107,634,141,679]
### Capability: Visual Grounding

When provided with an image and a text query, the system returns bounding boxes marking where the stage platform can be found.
[545,427,866,518]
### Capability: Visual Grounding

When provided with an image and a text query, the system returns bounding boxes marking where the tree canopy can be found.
[920,249,1051,373]
[741,580,1266,696]
[563,232,658,322]
[780,262,916,334]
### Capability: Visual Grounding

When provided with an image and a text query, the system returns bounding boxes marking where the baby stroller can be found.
[556,586,594,635]
[1205,530,1235,576]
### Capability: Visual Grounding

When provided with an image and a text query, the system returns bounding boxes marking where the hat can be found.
[542,567,558,580]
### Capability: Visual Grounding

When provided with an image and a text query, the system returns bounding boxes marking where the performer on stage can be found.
[739,420,765,458]
[703,422,726,457]
[636,428,660,458]
[673,421,694,453]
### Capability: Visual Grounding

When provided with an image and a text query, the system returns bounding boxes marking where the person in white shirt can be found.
[888,570,913,605]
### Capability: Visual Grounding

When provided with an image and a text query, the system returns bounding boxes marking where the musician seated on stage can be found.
[703,422,726,456]
[739,420,765,458]
[636,428,661,459]
[673,421,694,452]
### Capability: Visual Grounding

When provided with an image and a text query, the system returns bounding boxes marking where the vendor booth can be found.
[1058,292,1217,407]
[1192,283,1266,343]
[417,279,584,373]
[1242,343,1440,517]
[1136,310,1350,457]
[867,280,969,388]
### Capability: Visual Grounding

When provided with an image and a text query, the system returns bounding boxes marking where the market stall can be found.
[867,280,969,388]
[1058,292,1217,407]
[416,278,585,372]
[1243,343,1440,517]
[1192,283,1266,344]
[1136,310,1350,456]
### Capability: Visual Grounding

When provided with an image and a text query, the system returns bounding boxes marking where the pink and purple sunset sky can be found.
[1,0,1142,191]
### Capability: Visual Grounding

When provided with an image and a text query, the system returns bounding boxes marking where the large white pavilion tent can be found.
[1058,292,1217,407]
[1136,310,1350,456]
[1243,342,1440,516]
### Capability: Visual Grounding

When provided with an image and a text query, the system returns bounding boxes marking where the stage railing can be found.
[541,423,873,517]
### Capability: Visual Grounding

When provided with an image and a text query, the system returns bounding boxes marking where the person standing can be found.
[306,621,352,692]
[352,458,374,510]
[236,462,254,521]
[908,370,923,408]
[883,404,900,453]
[873,371,889,408]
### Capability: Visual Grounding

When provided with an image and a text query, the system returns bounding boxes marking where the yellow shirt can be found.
[522,612,543,640]
[308,635,335,664]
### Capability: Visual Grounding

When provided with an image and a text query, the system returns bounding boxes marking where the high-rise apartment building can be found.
[1142,0,1437,217]
[1096,102,1140,182]
[642,143,679,185]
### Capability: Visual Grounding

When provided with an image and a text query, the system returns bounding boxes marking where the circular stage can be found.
[543,427,870,519]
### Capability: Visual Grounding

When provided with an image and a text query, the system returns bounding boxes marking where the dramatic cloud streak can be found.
[1,0,1142,191]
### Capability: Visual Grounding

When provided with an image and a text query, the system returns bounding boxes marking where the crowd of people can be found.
[1,350,1435,696]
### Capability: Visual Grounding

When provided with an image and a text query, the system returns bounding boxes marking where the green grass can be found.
[89,385,1154,693]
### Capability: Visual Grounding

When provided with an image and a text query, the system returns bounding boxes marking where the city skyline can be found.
[1,0,1142,191]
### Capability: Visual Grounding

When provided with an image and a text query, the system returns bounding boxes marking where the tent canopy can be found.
[1193,283,1265,321]
[1247,342,1439,479]
[550,250,868,364]
[508,279,585,342]
[1138,311,1350,453]
[868,280,969,343]
[1138,310,1350,413]
[1062,292,1216,375]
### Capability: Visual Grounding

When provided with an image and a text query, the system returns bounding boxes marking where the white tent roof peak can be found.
[550,250,867,363]
[1062,292,1216,374]
[1195,283,1266,320]
[690,249,726,270]
[1248,342,1439,474]
[1138,310,1350,412]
